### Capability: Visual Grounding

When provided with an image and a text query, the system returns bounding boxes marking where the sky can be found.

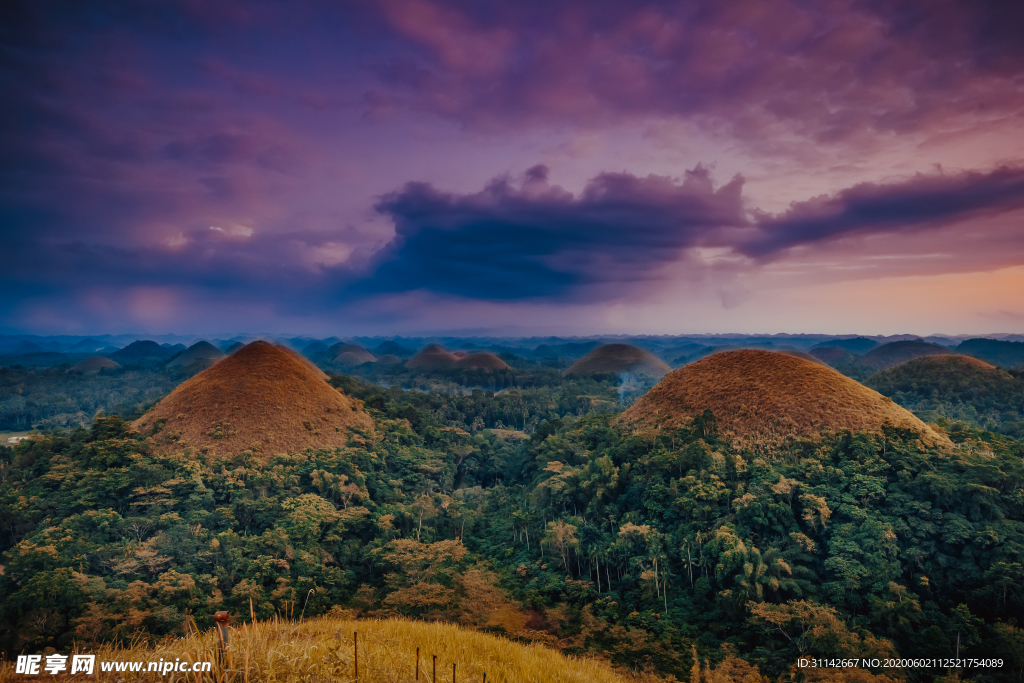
[2,0,1023,337]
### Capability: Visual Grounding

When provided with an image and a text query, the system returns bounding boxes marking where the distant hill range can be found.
[133,341,372,459]
[621,349,949,450]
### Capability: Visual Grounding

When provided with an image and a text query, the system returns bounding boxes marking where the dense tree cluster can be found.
[2,375,1023,681]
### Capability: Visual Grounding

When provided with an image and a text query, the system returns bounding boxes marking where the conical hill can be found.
[166,340,226,369]
[564,344,670,377]
[406,344,458,370]
[621,349,948,449]
[133,341,372,459]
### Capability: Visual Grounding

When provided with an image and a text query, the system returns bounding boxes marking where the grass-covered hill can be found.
[622,350,947,449]
[866,355,1024,438]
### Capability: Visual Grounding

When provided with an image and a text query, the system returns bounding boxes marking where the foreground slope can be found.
[37,616,658,683]
[622,349,949,449]
[133,341,372,458]
[564,343,671,377]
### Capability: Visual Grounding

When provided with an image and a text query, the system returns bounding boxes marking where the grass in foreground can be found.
[0,616,658,683]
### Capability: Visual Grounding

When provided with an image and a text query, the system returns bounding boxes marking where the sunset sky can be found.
[2,0,1023,337]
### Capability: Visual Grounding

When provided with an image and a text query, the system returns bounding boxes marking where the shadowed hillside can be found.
[165,340,225,369]
[133,341,372,459]
[622,349,949,449]
[564,344,671,377]
[867,354,1024,437]
[809,346,856,366]
[957,337,1024,369]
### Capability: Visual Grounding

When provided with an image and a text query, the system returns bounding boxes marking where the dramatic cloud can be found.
[1,0,1022,334]
[745,166,1024,257]
[369,165,746,300]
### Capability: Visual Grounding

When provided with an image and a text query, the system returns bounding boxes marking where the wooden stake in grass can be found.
[453,662,457,683]
[416,646,420,680]
[354,631,358,680]
[214,611,230,668]
[432,654,437,682]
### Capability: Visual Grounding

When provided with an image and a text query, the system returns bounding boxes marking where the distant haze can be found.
[2,1,1023,336]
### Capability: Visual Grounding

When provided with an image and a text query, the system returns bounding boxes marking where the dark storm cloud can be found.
[367,165,746,300]
[744,166,1024,257]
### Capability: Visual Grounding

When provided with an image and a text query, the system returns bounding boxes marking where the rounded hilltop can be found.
[166,340,225,369]
[406,344,458,370]
[564,343,671,377]
[332,343,376,366]
[454,352,510,370]
[68,356,120,374]
[621,349,949,449]
[133,341,372,459]
[867,354,1020,400]
[856,339,950,371]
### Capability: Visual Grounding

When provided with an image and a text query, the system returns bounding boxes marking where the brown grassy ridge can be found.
[621,350,949,450]
[133,341,372,461]
[564,344,670,377]
[856,340,949,371]
[0,616,671,683]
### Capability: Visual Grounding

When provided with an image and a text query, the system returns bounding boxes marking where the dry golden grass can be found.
[133,341,373,461]
[454,353,510,370]
[0,616,656,683]
[621,350,949,450]
[564,345,670,377]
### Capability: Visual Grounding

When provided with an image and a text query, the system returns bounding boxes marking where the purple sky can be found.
[2,0,1023,336]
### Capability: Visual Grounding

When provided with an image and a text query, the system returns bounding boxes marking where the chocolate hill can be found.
[374,354,403,365]
[856,340,950,371]
[68,356,121,374]
[809,346,857,366]
[133,341,372,459]
[564,344,671,377]
[454,352,510,370]
[867,354,1021,403]
[406,344,458,370]
[621,349,948,449]
[332,344,376,365]
[166,341,226,369]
